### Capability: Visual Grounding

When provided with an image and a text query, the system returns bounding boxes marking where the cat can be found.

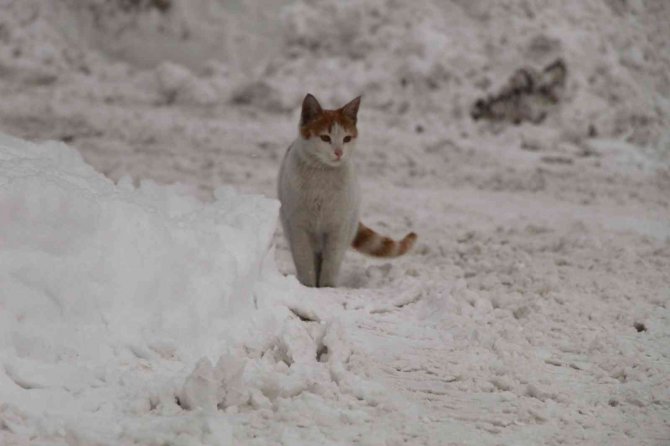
[277,93,417,287]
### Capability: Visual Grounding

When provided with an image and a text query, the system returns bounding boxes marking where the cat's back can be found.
[277,143,293,200]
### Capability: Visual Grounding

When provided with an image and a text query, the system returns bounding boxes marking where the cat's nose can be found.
[334,148,343,160]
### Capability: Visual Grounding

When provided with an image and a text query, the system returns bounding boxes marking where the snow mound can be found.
[0,132,278,359]
[0,134,367,444]
[2,1,668,148]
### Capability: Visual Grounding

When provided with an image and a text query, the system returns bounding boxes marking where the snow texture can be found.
[1,0,669,445]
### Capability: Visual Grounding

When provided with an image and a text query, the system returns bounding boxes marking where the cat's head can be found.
[298,94,361,167]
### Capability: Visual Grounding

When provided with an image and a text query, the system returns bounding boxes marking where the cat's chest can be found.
[299,171,350,207]
[292,166,358,218]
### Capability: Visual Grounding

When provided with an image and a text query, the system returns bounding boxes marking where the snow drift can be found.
[0,131,279,359]
[0,133,361,444]
[0,132,271,442]
[0,133,410,445]
[2,1,668,149]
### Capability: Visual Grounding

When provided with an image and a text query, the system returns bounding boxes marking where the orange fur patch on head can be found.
[300,109,358,140]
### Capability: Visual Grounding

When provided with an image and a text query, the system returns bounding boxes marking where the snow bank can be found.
[2,0,668,155]
[0,134,367,444]
[270,0,670,148]
[3,1,668,148]
[78,0,291,73]
[0,132,271,442]
[0,131,278,359]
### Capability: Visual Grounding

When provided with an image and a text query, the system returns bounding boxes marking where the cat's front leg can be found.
[318,230,348,288]
[287,226,319,287]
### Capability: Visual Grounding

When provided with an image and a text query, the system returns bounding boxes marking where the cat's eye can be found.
[320,135,331,143]
[343,136,352,143]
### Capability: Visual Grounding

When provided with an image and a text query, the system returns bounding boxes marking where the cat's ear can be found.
[301,94,323,125]
[341,96,361,123]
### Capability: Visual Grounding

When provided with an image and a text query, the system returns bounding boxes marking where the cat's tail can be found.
[351,222,417,258]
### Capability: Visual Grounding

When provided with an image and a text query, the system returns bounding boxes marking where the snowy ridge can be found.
[0,134,441,444]
[1,1,669,149]
[0,135,314,443]
[0,132,278,356]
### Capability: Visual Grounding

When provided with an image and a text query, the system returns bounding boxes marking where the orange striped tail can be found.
[351,222,417,258]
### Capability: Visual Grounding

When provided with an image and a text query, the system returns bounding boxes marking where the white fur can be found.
[313,123,353,166]
[278,129,360,287]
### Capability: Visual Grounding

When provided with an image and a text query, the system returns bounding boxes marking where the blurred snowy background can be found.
[0,0,669,444]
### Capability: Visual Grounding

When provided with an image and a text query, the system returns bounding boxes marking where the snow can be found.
[1,0,670,445]
[0,133,276,442]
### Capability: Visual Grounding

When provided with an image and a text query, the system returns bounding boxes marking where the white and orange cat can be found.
[278,94,416,287]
